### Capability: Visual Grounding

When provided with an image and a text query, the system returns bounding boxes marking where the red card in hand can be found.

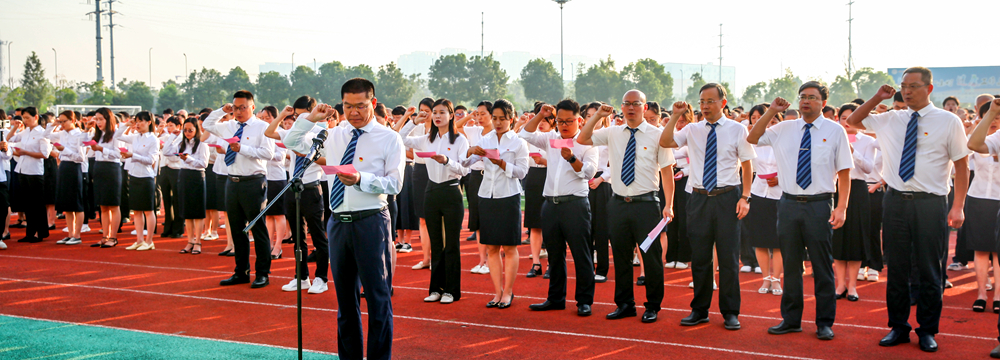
[224,136,240,144]
[550,138,574,148]
[82,140,97,146]
[276,143,286,149]
[848,133,857,143]
[758,172,777,180]
[207,144,223,149]
[119,147,129,153]
[529,152,542,158]
[415,151,436,158]
[53,142,62,147]
[483,149,500,160]
[321,164,357,175]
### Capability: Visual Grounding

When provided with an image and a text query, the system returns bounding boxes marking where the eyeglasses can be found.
[555,120,575,126]
[344,103,368,112]
[621,101,645,108]
[899,84,928,91]
[232,105,249,112]
[697,99,721,105]
[798,95,822,102]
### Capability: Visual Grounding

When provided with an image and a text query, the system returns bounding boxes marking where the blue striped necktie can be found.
[899,112,919,182]
[293,155,308,177]
[224,122,247,166]
[329,128,364,211]
[620,127,639,186]
[796,123,814,189]
[703,122,719,191]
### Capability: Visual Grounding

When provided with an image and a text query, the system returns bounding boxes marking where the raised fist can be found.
[990,98,1000,113]
[771,97,791,112]
[595,104,615,118]
[307,104,334,122]
[876,85,896,101]
[222,103,235,113]
[671,102,689,116]
[414,110,431,124]
[539,104,555,119]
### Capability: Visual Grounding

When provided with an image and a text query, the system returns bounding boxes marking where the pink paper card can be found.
[207,143,223,149]
[848,133,857,143]
[758,172,777,180]
[646,218,669,240]
[53,142,62,147]
[550,138,574,148]
[321,164,357,175]
[415,151,436,158]
[529,152,542,158]
[224,136,240,144]
[483,149,500,160]
[276,143,286,149]
[119,147,129,153]
[82,140,97,146]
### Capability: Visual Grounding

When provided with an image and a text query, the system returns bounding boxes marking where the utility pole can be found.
[0,33,8,89]
[6,41,12,89]
[183,53,188,78]
[52,48,58,85]
[718,24,723,84]
[553,1,571,82]
[847,1,855,76]
[105,0,120,89]
[87,0,105,83]
[292,53,295,69]
[148,47,153,86]
[481,12,484,58]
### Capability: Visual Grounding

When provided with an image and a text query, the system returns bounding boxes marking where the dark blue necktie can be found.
[293,155,308,177]
[224,122,247,166]
[621,127,639,186]
[329,128,364,211]
[900,112,919,182]
[704,123,719,191]
[796,123,814,189]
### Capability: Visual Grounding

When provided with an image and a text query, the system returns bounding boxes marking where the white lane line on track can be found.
[0,276,816,359]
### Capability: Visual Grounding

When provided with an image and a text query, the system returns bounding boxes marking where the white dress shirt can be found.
[750,145,783,199]
[597,145,611,181]
[10,125,51,175]
[520,129,599,197]
[968,150,1000,200]
[164,136,210,170]
[407,123,429,165]
[279,127,324,184]
[0,141,11,182]
[266,146,288,181]
[211,138,229,176]
[757,118,853,195]
[672,118,753,193]
[865,141,884,184]
[400,121,470,183]
[462,130,529,198]
[849,133,876,180]
[203,108,276,177]
[56,128,88,163]
[160,133,183,169]
[291,114,405,213]
[464,125,488,171]
[861,104,969,196]
[117,130,160,178]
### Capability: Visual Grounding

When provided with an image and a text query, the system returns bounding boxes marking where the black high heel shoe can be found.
[271,249,283,259]
[100,238,118,248]
[498,293,514,309]
[836,290,847,300]
[526,264,542,278]
[486,298,500,308]
[218,249,233,256]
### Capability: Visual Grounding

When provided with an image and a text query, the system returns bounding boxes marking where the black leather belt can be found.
[229,174,265,183]
[612,192,658,203]
[302,180,321,188]
[546,195,586,204]
[426,179,460,192]
[887,187,941,200]
[692,186,737,196]
[782,192,833,202]
[333,206,386,223]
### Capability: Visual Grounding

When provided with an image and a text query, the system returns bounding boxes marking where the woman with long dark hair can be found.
[40,113,57,230]
[832,103,875,301]
[8,107,51,242]
[165,118,210,254]
[524,102,551,278]
[87,108,124,247]
[456,100,495,275]
[746,104,784,296]
[394,97,435,270]
[115,111,160,251]
[52,111,89,245]
[400,98,469,304]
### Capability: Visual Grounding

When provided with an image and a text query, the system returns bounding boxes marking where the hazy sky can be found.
[1,0,996,97]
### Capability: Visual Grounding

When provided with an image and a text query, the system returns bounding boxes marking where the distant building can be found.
[259,62,294,77]
[661,62,737,100]
[888,66,1000,107]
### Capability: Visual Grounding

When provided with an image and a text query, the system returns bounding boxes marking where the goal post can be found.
[51,105,143,116]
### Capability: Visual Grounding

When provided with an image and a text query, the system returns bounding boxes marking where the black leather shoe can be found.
[836,290,847,300]
[918,334,937,352]
[219,275,250,286]
[529,300,566,311]
[250,276,269,288]
[466,232,477,241]
[26,236,43,243]
[606,306,637,320]
[486,300,499,308]
[879,328,910,347]
[641,310,658,323]
[526,264,542,278]
[816,326,834,340]
[577,304,592,316]
[306,250,316,262]
[636,276,646,286]
[990,344,1000,358]
[543,266,550,279]
[767,321,802,335]
[16,236,36,243]
[680,311,709,326]
[847,294,859,302]
[723,314,740,330]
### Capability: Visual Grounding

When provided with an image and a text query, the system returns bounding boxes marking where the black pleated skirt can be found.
[589,172,612,243]
[963,196,1000,252]
[396,162,420,230]
[177,169,206,219]
[479,195,522,246]
[215,173,228,211]
[92,161,122,206]
[42,157,57,204]
[747,194,780,249]
[8,158,21,212]
[55,162,84,212]
[465,170,484,231]
[205,170,218,210]
[266,180,287,215]
[412,163,429,218]
[128,175,156,211]
[523,167,546,229]
[833,179,871,261]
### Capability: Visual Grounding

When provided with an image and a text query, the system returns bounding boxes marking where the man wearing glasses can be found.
[747,81,853,341]
[203,90,277,289]
[846,67,969,353]
[660,84,755,331]
[579,90,675,323]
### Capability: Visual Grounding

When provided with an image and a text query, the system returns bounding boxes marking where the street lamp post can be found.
[51,48,57,85]
[552,0,571,82]
[7,41,12,88]
[149,48,153,86]
[183,53,188,79]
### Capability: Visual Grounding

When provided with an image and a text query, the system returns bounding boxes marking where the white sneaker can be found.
[412,261,429,270]
[56,237,70,244]
[858,268,868,281]
[205,232,219,240]
[539,249,548,259]
[689,281,695,289]
[282,278,311,292]
[740,266,752,273]
[307,278,328,294]
[0,240,6,249]
[947,262,968,271]
[440,293,455,304]
[867,269,879,282]
[62,227,69,233]
[632,254,640,266]
[398,243,413,253]
[220,224,226,229]
[478,265,490,274]
[424,292,442,302]
[130,230,148,235]
[754,267,762,274]
[675,262,689,270]
[664,261,676,269]
[471,265,482,273]
[81,225,91,233]
[714,281,718,291]
[595,274,607,282]
[65,238,82,245]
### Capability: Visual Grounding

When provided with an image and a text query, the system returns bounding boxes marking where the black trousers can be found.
[225,176,271,276]
[777,196,837,327]
[589,176,612,276]
[541,197,595,307]
[465,171,483,231]
[883,188,948,336]
[85,157,97,220]
[687,190,741,316]
[327,208,393,360]
[285,182,329,281]
[665,176,692,263]
[0,180,8,233]
[320,180,332,224]
[867,186,885,271]
[608,197,663,312]
[425,182,464,299]
[18,173,48,239]
[159,167,184,236]
[740,221,758,268]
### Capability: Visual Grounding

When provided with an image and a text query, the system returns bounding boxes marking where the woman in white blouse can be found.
[116,111,160,251]
[462,99,528,308]
[52,111,89,245]
[964,101,1000,313]
[7,107,51,242]
[400,98,470,305]
[87,108,124,247]
[745,105,784,296]
[833,103,875,302]
[165,118,210,255]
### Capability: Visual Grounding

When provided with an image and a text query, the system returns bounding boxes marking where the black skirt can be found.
[747,194,780,249]
[833,179,871,261]
[177,169,206,219]
[465,170,484,231]
[42,156,57,204]
[215,173,228,211]
[479,195,522,246]
[205,170,218,210]
[8,158,21,212]
[589,173,612,244]
[92,161,122,206]
[523,167,547,229]
[55,161,84,213]
[266,180,287,216]
[963,196,1000,252]
[128,175,156,211]
[396,162,420,230]
[412,163,429,218]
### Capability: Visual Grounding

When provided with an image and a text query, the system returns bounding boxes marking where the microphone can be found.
[306,129,327,162]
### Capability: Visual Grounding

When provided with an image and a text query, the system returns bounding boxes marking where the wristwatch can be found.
[567,155,577,163]
[741,195,751,203]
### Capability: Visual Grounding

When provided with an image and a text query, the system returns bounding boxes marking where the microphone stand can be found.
[245,138,323,360]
